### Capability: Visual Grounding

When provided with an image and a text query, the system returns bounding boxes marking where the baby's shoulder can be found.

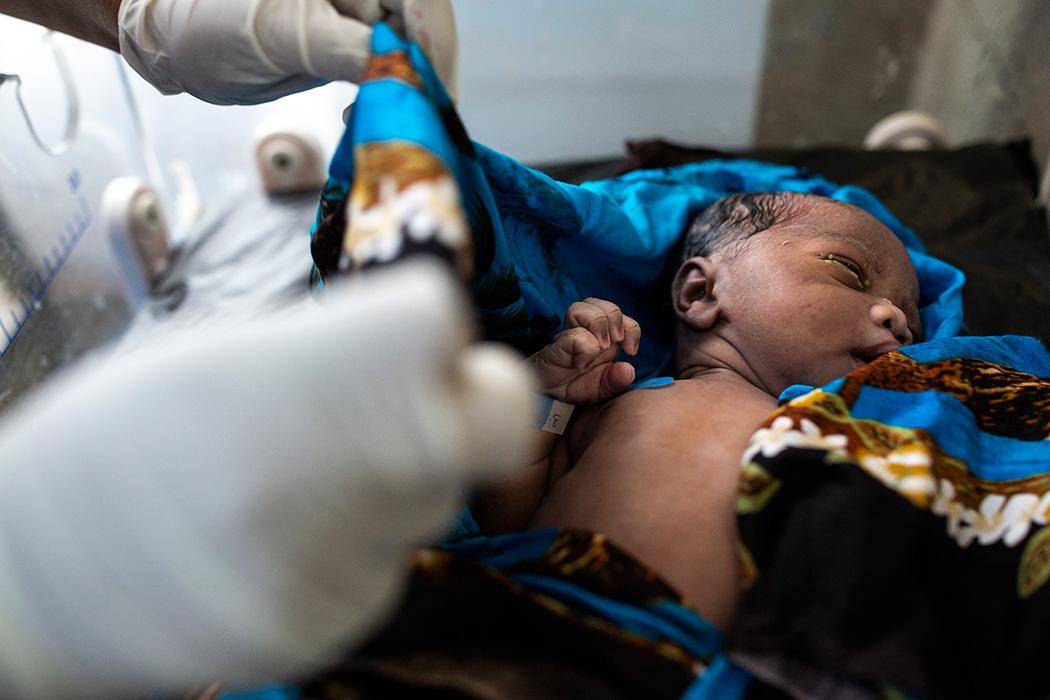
[576,374,774,441]
[564,375,778,471]
[620,374,773,412]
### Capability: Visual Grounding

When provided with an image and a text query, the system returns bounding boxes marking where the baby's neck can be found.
[676,364,770,395]
[677,365,741,382]
[674,334,777,398]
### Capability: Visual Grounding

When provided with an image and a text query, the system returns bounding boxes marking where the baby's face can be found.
[714,199,921,394]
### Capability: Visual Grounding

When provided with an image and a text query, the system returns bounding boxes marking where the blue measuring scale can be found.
[0,21,154,411]
[0,167,94,355]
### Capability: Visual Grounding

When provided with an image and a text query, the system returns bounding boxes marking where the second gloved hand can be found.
[0,261,530,698]
[117,0,457,105]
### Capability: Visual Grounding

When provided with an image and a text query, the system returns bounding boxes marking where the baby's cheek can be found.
[790,304,858,360]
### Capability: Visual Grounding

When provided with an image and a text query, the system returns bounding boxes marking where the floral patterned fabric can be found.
[300,529,750,700]
[731,335,1050,700]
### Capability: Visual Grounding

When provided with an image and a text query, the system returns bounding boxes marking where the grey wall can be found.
[912,0,1050,171]
[453,0,770,164]
[754,0,936,147]
[753,0,1050,175]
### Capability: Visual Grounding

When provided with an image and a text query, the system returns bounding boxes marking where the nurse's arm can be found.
[0,0,121,51]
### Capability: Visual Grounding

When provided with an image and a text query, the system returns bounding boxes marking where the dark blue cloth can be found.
[475,144,966,376]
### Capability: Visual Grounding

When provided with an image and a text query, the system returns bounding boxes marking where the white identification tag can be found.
[537,396,575,435]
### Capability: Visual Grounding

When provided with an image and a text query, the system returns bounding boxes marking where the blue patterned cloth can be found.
[733,334,1050,698]
[311,24,965,382]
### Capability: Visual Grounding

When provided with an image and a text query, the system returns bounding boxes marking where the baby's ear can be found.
[671,257,721,331]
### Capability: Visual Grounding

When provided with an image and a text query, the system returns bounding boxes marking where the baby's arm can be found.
[471,298,641,533]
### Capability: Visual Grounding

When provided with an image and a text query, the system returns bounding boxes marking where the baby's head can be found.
[672,192,921,395]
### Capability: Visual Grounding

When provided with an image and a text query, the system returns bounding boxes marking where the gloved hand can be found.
[117,0,458,105]
[0,261,530,698]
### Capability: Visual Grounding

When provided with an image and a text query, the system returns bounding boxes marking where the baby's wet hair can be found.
[681,192,811,261]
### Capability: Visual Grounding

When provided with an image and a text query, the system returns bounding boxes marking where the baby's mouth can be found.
[851,341,903,367]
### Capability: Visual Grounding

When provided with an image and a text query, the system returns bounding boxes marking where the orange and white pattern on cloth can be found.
[741,388,1050,553]
[731,337,1050,700]
[343,139,471,280]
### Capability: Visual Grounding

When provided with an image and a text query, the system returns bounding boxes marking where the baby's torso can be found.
[530,375,777,630]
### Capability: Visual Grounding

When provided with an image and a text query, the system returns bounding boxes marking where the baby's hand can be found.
[529,298,641,405]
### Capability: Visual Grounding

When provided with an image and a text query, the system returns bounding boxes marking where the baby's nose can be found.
[869,298,912,345]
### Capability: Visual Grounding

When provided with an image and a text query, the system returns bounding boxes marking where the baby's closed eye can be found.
[819,253,870,291]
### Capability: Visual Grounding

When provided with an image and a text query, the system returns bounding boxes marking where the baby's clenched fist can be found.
[528,297,641,405]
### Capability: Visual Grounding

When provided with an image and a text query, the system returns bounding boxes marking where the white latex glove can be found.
[0,261,531,699]
[117,0,458,105]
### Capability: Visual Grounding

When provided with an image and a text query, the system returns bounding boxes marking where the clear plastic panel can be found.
[0,17,357,413]
[0,19,151,411]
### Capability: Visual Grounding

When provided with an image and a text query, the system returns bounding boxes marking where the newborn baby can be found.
[473,191,922,631]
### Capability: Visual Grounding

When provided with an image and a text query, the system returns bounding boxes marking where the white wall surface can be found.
[452,0,770,163]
